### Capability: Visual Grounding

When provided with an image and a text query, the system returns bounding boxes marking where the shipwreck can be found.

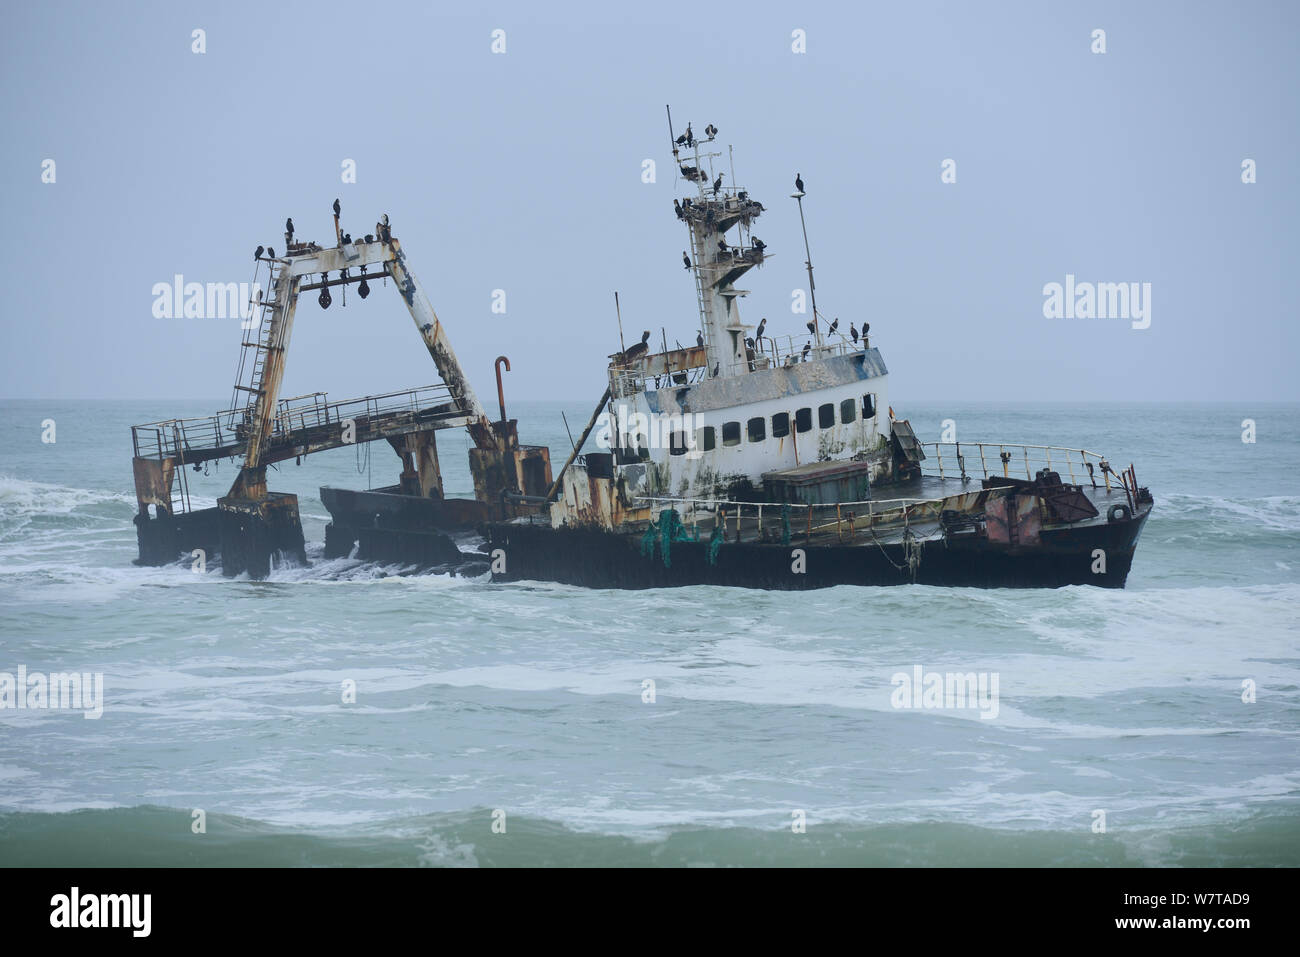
[130,112,1153,588]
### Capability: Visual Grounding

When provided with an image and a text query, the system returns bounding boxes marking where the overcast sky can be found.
[2,0,1296,405]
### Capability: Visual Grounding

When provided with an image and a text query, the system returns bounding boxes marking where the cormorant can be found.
[712,173,723,196]
[696,331,704,348]
[828,317,839,334]
[712,363,719,377]
[745,337,755,349]
[333,198,341,216]
[673,199,684,219]
[285,217,294,240]
[705,123,717,138]
[795,173,804,193]
[343,233,352,244]
[717,237,728,252]
[806,319,816,335]
[267,247,275,259]
[254,245,263,261]
[755,317,766,339]
[685,123,693,146]
[752,237,766,252]
[863,322,870,336]
[364,234,374,243]
[850,322,859,344]
[683,251,691,269]
[675,130,688,146]
[801,343,811,360]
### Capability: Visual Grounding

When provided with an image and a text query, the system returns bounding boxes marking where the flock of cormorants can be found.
[252,201,392,264]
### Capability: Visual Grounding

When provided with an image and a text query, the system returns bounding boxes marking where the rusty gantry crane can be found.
[130,208,552,577]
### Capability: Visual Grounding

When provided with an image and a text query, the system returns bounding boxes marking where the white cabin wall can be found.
[615,374,890,498]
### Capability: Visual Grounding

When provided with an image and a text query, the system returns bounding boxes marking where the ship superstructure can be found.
[600,113,893,504]
[485,111,1154,589]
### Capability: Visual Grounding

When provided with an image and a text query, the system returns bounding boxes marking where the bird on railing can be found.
[683,251,691,270]
[624,330,652,361]
[806,319,816,335]
[795,173,804,193]
[254,245,264,261]
[850,322,859,345]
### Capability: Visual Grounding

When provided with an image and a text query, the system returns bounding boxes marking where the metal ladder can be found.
[687,226,715,359]
[229,259,289,429]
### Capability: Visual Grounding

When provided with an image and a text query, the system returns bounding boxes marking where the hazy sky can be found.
[2,0,1296,405]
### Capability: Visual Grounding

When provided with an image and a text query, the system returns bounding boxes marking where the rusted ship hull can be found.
[484,505,1151,590]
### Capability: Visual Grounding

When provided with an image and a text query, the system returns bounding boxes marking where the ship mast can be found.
[667,107,767,380]
[793,187,824,349]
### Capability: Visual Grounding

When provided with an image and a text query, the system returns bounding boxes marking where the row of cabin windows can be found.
[674,393,878,455]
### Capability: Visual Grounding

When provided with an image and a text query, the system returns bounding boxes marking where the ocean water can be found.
[0,399,1297,867]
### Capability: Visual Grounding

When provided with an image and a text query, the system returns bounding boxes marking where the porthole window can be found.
[795,408,813,433]
[722,421,741,447]
[772,412,790,438]
[748,417,765,442]
[818,403,835,428]
[840,399,856,424]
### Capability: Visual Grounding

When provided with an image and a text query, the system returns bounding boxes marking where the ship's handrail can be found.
[918,442,1113,487]
[609,334,867,397]
[131,384,455,461]
[757,333,862,367]
[632,493,947,547]
[638,493,927,511]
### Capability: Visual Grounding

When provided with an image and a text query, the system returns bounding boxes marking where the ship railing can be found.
[608,333,869,395]
[752,333,865,370]
[918,442,1113,488]
[131,412,237,462]
[634,493,946,546]
[608,366,710,398]
[131,384,457,462]
[270,384,454,437]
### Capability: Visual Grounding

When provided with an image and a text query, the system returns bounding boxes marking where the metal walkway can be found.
[131,384,467,514]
